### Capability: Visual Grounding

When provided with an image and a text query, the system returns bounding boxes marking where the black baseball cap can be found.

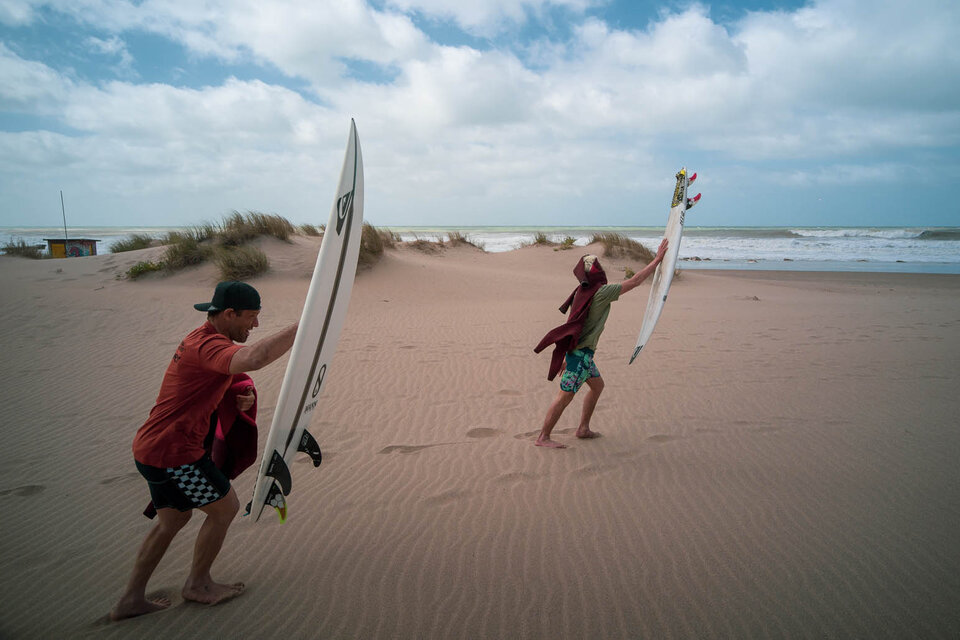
[194,281,261,312]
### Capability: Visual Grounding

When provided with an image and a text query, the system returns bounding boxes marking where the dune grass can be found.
[213,245,269,280]
[446,231,484,251]
[408,236,444,254]
[1,238,43,259]
[125,260,164,279]
[121,213,402,280]
[161,232,211,271]
[110,234,156,253]
[359,223,387,267]
[531,231,554,246]
[218,211,294,246]
[590,232,655,262]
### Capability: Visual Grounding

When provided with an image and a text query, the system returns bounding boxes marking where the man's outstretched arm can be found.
[620,239,668,295]
[230,323,299,373]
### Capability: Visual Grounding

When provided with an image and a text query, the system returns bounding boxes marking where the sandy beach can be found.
[1,237,958,639]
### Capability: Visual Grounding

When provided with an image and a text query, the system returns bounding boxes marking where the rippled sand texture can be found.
[1,238,958,639]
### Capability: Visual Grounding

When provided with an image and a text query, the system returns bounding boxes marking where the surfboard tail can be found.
[266,450,292,495]
[265,481,288,523]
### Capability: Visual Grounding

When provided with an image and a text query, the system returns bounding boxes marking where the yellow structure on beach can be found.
[44,238,99,258]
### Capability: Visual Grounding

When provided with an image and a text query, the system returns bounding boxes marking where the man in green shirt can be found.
[536,240,668,448]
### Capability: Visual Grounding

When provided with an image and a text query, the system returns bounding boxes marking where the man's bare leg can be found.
[182,487,245,605]
[575,376,604,439]
[536,389,575,448]
[110,508,192,621]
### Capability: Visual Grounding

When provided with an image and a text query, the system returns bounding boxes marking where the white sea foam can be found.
[4,226,959,273]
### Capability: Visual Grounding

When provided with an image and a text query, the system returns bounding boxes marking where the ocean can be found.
[3,225,959,274]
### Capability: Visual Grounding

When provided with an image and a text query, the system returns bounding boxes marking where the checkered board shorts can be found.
[136,454,230,512]
[167,463,224,507]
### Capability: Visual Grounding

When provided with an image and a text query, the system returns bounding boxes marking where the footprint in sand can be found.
[378,444,442,455]
[0,484,45,497]
[466,427,501,438]
[99,472,140,485]
[646,434,683,444]
[513,430,540,440]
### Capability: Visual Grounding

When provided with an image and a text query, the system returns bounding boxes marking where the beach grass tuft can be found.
[590,233,655,262]
[214,245,269,280]
[111,234,155,253]
[359,223,388,267]
[447,231,484,251]
[2,238,44,259]
[531,231,554,246]
[162,232,211,270]
[299,223,322,237]
[409,236,444,254]
[218,211,294,246]
[126,260,164,279]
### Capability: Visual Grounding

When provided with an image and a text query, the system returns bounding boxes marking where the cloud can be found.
[0,42,74,113]
[384,0,599,35]
[0,0,35,25]
[1,0,958,226]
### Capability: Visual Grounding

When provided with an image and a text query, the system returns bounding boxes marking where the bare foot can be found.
[182,581,245,606]
[575,429,601,439]
[535,436,567,449]
[109,594,171,621]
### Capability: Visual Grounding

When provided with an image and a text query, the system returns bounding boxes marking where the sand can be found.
[1,238,958,639]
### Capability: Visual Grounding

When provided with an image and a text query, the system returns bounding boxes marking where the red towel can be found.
[142,374,259,519]
[211,373,259,480]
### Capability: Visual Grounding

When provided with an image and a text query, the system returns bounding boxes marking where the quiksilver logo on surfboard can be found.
[336,190,354,235]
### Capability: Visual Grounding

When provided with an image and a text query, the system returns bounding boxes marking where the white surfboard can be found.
[629,167,699,364]
[247,120,364,522]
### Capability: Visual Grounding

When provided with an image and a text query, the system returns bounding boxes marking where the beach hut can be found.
[44,238,100,258]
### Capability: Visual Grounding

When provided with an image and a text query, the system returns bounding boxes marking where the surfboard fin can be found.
[298,430,323,468]
[266,450,293,495]
[688,172,697,186]
[266,481,288,523]
[686,193,701,209]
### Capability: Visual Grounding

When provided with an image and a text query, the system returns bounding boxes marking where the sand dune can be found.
[1,240,958,639]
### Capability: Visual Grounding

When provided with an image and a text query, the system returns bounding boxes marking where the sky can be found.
[1,0,958,229]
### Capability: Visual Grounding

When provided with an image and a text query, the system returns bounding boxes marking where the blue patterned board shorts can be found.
[560,348,600,393]
[136,454,230,512]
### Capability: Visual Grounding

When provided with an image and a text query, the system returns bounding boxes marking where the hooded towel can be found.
[533,255,607,380]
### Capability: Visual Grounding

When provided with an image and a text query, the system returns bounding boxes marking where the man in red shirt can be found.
[111,281,298,621]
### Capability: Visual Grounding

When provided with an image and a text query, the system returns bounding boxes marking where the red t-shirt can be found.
[133,322,243,467]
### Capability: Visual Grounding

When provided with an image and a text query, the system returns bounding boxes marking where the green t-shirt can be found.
[576,283,622,351]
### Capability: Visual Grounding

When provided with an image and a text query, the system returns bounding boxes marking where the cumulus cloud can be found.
[0,42,73,112]
[384,0,599,35]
